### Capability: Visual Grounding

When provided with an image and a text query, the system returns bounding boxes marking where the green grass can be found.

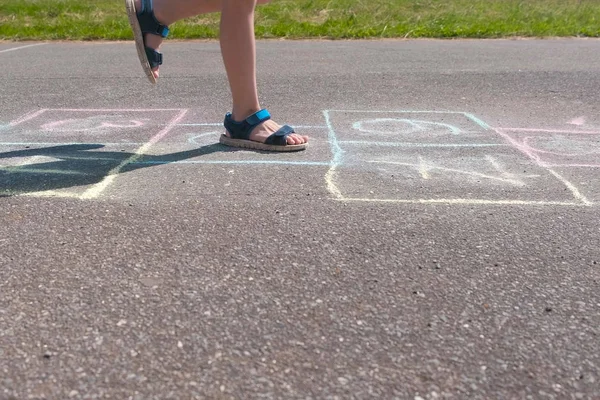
[1,0,599,40]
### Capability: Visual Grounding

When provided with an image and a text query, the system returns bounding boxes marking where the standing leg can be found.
[220,0,308,145]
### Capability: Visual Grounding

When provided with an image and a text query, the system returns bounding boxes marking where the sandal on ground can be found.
[220,109,307,152]
[125,0,170,84]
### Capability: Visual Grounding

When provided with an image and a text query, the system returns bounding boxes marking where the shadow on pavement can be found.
[0,143,232,196]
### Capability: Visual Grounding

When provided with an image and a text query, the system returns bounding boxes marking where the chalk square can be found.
[498,129,600,168]
[6,109,184,145]
[332,146,582,204]
[327,110,500,145]
[0,109,187,199]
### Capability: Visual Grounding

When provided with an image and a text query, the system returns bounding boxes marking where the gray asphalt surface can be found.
[1,39,600,399]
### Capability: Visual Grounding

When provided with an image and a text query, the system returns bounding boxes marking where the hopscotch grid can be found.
[2,108,597,205]
[324,110,593,206]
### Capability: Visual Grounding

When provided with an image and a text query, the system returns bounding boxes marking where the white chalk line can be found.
[0,167,86,176]
[9,109,48,126]
[369,160,526,186]
[0,155,86,176]
[323,110,344,200]
[80,109,189,200]
[335,198,585,206]
[0,43,47,54]
[545,168,592,206]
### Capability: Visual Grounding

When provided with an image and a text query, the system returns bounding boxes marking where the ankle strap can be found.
[224,109,271,140]
[138,0,170,38]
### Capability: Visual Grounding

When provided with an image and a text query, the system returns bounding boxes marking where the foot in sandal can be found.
[125,0,169,83]
[220,109,309,152]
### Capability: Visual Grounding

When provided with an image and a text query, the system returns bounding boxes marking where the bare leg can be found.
[220,0,308,145]
[137,0,225,79]
[140,0,269,79]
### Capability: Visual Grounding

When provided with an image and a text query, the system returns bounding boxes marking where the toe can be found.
[288,134,303,145]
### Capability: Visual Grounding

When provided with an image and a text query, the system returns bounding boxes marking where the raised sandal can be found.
[125,0,170,84]
[220,109,307,152]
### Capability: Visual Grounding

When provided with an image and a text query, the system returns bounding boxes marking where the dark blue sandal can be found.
[220,109,307,152]
[125,0,170,84]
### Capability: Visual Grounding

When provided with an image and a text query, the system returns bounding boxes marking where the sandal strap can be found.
[145,47,163,68]
[264,125,295,146]
[224,109,272,140]
[138,0,170,38]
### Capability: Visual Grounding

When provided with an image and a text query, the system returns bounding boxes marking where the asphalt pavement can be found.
[1,39,600,399]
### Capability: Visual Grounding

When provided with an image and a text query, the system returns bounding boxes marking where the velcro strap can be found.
[245,109,271,126]
[145,47,163,68]
[265,125,295,146]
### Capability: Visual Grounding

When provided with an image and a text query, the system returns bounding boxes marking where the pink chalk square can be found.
[497,128,600,167]
[6,109,185,144]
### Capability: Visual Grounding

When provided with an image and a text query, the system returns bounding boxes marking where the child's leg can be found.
[220,0,307,145]
[138,0,225,79]
[139,0,269,79]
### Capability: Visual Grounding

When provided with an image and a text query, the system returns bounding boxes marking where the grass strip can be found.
[1,0,599,40]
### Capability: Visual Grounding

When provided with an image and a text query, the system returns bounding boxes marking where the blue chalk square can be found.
[326,110,499,145]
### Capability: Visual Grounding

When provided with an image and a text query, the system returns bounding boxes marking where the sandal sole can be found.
[125,0,157,84]
[219,135,308,152]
